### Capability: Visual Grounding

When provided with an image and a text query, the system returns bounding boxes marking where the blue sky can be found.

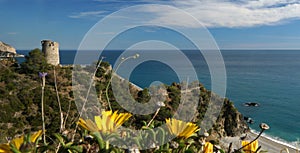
[1,0,300,50]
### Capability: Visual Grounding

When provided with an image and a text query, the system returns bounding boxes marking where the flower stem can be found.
[41,84,46,144]
[146,108,160,128]
[53,66,64,132]
[105,54,139,111]
[72,57,104,142]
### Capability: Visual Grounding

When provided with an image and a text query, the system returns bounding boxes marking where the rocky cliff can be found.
[212,98,249,138]
[0,41,16,54]
[193,85,249,138]
[143,82,249,139]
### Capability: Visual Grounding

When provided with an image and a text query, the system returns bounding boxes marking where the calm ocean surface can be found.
[17,50,300,145]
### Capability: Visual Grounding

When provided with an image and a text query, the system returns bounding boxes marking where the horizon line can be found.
[16,48,300,51]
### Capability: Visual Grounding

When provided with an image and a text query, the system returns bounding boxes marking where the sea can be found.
[16,49,300,148]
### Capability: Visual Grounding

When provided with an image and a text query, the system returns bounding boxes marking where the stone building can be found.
[41,40,60,65]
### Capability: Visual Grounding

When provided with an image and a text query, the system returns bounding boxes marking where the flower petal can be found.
[165,118,199,139]
[79,111,132,134]
[0,144,11,153]
[11,136,23,150]
[78,118,89,130]
[86,119,99,132]
[30,130,43,143]
[115,113,132,128]
[251,140,258,152]
[203,142,213,153]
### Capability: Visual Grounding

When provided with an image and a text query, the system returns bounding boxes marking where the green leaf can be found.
[103,133,119,141]
[68,145,83,152]
[10,143,21,153]
[133,137,141,148]
[65,142,74,147]
[157,127,166,144]
[53,133,65,146]
[219,149,225,153]
[148,129,156,142]
[141,121,148,126]
[187,139,195,145]
[10,147,21,153]
[184,149,193,153]
[93,132,105,149]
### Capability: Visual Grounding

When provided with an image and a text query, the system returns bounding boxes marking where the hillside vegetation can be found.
[0,49,249,152]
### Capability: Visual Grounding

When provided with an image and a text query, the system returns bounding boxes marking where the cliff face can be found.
[163,82,249,139]
[0,41,16,54]
[196,87,249,139]
[212,98,249,138]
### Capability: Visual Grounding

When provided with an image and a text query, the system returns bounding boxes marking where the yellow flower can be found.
[242,140,258,153]
[165,118,199,139]
[0,130,42,153]
[0,143,11,153]
[203,142,213,153]
[78,110,132,133]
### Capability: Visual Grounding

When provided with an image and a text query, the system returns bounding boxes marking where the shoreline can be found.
[220,131,300,152]
[249,130,300,152]
[249,131,299,153]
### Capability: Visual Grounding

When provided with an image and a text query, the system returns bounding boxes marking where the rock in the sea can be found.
[0,41,16,54]
[244,102,260,107]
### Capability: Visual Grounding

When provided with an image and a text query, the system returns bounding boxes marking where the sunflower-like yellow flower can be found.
[0,143,10,153]
[78,110,132,133]
[242,140,258,153]
[0,130,42,153]
[203,142,213,153]
[165,118,199,139]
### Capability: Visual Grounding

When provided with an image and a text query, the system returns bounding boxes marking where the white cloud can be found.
[243,0,299,8]
[94,0,169,3]
[7,32,17,35]
[141,0,300,28]
[69,11,106,19]
[69,0,300,28]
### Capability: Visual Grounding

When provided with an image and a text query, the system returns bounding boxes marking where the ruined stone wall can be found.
[41,40,60,65]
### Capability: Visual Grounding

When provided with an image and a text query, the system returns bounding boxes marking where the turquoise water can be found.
[17,50,300,145]
[222,50,300,144]
[128,50,300,144]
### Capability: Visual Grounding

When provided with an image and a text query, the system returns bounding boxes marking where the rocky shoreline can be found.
[220,131,300,152]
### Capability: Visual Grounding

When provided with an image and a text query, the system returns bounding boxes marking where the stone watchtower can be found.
[41,40,60,65]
